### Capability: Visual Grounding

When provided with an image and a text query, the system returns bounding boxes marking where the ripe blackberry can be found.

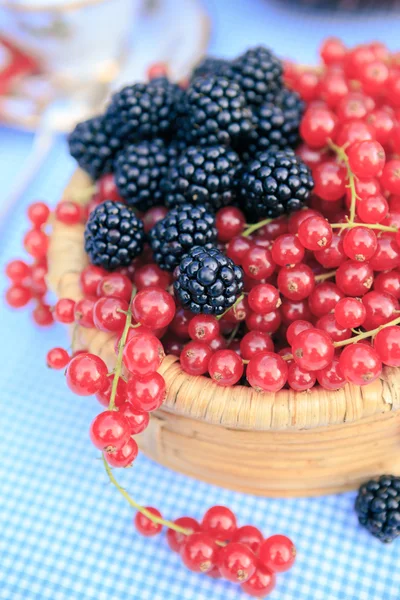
[191,56,231,79]
[84,200,145,271]
[243,88,305,160]
[68,115,122,181]
[180,75,253,147]
[106,77,184,142]
[114,139,171,211]
[174,246,244,316]
[163,145,241,212]
[229,46,283,107]
[355,475,400,543]
[238,149,314,220]
[149,204,217,272]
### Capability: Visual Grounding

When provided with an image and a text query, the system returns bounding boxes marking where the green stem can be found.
[331,222,397,233]
[108,289,136,411]
[227,323,240,346]
[315,270,336,282]
[242,218,273,238]
[334,315,400,348]
[103,457,193,535]
[328,139,358,225]
[216,293,245,321]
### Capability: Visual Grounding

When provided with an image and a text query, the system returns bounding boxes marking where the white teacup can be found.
[0,0,142,88]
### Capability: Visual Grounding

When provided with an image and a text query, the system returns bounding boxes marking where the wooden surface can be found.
[47,169,400,496]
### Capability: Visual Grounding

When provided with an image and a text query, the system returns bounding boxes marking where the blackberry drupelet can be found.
[149,203,217,272]
[114,139,171,211]
[163,145,241,212]
[174,246,244,316]
[191,56,231,80]
[84,200,145,271]
[355,475,400,543]
[106,77,184,142]
[238,149,314,220]
[243,88,305,160]
[180,75,253,147]
[229,46,283,107]
[68,115,122,181]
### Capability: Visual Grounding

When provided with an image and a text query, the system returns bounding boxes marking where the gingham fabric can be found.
[2,3,400,596]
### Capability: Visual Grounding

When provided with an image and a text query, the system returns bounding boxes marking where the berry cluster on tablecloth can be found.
[5,38,400,595]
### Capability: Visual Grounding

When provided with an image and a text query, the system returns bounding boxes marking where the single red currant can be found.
[240,331,274,360]
[46,347,70,370]
[216,206,246,241]
[134,508,163,537]
[5,285,32,308]
[123,334,164,375]
[277,264,315,301]
[374,326,400,367]
[167,517,200,552]
[316,313,352,342]
[66,353,108,395]
[127,372,166,412]
[74,297,95,328]
[27,201,50,227]
[298,216,333,251]
[23,229,49,259]
[242,247,275,280]
[133,263,171,290]
[55,200,83,225]
[300,107,338,148]
[202,505,237,541]
[226,236,253,265]
[343,227,377,262]
[291,329,334,371]
[54,298,76,323]
[218,543,257,583]
[32,303,54,326]
[80,265,108,296]
[271,234,305,266]
[232,525,264,555]
[334,297,366,329]
[97,273,133,301]
[208,350,244,386]
[308,282,344,318]
[259,535,296,573]
[313,161,346,202]
[248,284,280,315]
[314,233,346,268]
[93,297,128,332]
[5,259,31,284]
[339,344,382,385]
[316,358,346,390]
[132,288,175,329]
[247,352,288,392]
[357,194,388,224]
[180,532,217,573]
[362,291,399,330]
[288,363,316,391]
[95,376,127,408]
[336,261,373,296]
[240,563,276,597]
[381,160,400,195]
[89,410,130,451]
[286,320,313,346]
[188,314,220,343]
[104,437,139,468]
[348,140,385,179]
[246,310,282,334]
[180,341,212,375]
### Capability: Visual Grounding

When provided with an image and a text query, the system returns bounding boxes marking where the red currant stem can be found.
[334,314,400,348]
[315,270,337,282]
[242,218,273,238]
[102,456,192,534]
[108,289,136,411]
[282,353,293,361]
[327,139,359,224]
[216,294,245,321]
[331,222,397,233]
[227,323,240,346]
[69,323,79,352]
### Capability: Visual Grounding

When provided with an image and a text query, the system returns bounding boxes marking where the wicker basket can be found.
[47,169,400,497]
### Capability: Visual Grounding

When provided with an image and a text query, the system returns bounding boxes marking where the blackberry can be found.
[243,88,305,160]
[174,246,244,316]
[106,77,184,142]
[191,56,231,80]
[114,139,171,211]
[84,200,145,271]
[355,475,400,543]
[163,145,241,212]
[230,46,283,107]
[238,149,314,220]
[68,115,122,181]
[149,203,217,272]
[180,75,253,147]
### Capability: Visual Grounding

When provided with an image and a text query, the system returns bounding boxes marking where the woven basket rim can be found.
[46,169,400,432]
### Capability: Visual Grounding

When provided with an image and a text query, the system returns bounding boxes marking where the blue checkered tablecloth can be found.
[2,2,400,599]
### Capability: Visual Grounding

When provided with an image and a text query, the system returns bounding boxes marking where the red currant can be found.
[343,226,377,262]
[123,334,164,375]
[374,326,400,366]
[5,285,32,308]
[134,263,171,290]
[246,310,281,334]
[96,376,127,408]
[127,371,166,412]
[313,161,346,202]
[180,532,217,573]
[5,259,31,284]
[271,234,305,266]
[132,288,175,329]
[240,331,274,360]
[298,216,333,250]
[46,347,70,370]
[277,264,315,301]
[336,261,373,296]
[240,563,276,597]
[369,235,400,271]
[32,303,54,326]
[93,297,128,332]
[242,247,275,280]
[208,350,244,386]
[381,160,400,194]
[202,505,237,541]
[357,194,388,224]
[80,265,107,296]
[308,282,344,318]
[259,535,296,573]
[89,410,130,451]
[27,201,50,227]
[247,352,288,392]
[314,233,346,268]
[104,437,139,468]
[348,140,385,179]
[232,525,263,555]
[288,363,316,391]
[291,328,334,371]
[97,273,133,301]
[334,297,366,329]
[54,298,76,323]
[218,542,257,583]
[55,200,83,225]
[226,236,253,265]
[248,284,280,314]
[188,314,220,343]
[23,229,49,259]
[167,517,200,552]
[374,271,400,299]
[320,37,346,65]
[362,291,399,330]
[66,353,108,396]
[134,508,163,537]
[74,297,95,328]
[316,313,352,342]
[142,206,169,233]
[316,358,346,390]
[216,206,245,241]
[180,341,212,375]
[339,343,382,385]
[300,107,338,148]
